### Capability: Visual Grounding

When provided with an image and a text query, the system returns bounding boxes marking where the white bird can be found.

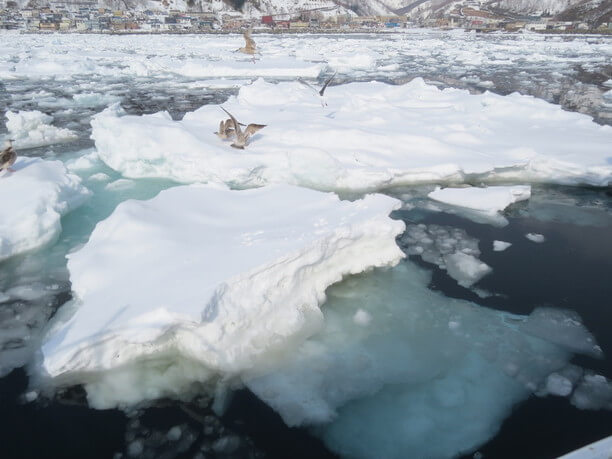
[298,72,337,106]
[220,107,266,149]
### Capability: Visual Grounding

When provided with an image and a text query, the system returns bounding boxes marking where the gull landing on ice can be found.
[220,107,266,149]
[298,72,337,107]
[0,139,17,174]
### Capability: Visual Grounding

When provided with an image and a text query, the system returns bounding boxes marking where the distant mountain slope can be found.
[3,0,609,25]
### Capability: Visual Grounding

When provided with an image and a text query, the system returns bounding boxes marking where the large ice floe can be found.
[0,157,90,262]
[41,184,405,407]
[91,78,612,192]
[245,262,602,459]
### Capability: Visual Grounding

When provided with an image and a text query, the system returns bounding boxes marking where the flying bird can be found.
[298,72,337,106]
[0,139,16,174]
[237,29,257,55]
[220,107,266,149]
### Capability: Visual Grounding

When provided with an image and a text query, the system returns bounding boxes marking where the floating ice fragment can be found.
[167,426,182,442]
[5,110,77,149]
[428,185,530,226]
[525,233,545,243]
[0,157,90,262]
[400,224,490,288]
[353,309,372,326]
[444,252,492,288]
[546,373,573,397]
[493,240,512,251]
[571,373,612,411]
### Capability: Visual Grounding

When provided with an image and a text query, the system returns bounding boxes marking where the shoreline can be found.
[13,28,612,36]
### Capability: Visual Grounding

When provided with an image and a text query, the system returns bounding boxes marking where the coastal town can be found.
[1,1,611,34]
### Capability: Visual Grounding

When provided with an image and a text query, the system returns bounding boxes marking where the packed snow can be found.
[91,78,611,192]
[0,157,90,262]
[5,111,78,149]
[41,184,405,407]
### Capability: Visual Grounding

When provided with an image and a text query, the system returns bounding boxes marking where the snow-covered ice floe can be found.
[0,157,90,262]
[41,184,405,407]
[428,185,531,226]
[91,78,612,192]
[5,111,77,149]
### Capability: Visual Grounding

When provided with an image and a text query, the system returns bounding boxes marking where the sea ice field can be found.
[1,29,612,459]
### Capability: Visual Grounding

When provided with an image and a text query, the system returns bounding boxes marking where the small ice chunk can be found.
[353,309,372,326]
[443,252,492,288]
[525,233,545,243]
[105,179,135,191]
[24,390,38,402]
[571,373,612,410]
[127,439,143,457]
[166,426,182,442]
[88,173,111,182]
[493,240,512,251]
[546,373,573,397]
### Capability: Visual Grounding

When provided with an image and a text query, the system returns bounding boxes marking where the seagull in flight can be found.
[298,72,337,106]
[220,107,266,149]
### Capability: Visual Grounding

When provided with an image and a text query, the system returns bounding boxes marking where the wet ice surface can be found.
[0,31,612,459]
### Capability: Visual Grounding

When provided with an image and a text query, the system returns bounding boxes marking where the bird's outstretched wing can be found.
[245,124,266,136]
[319,71,337,96]
[220,106,240,134]
[298,77,320,95]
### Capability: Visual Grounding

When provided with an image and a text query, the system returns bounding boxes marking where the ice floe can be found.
[245,262,601,458]
[91,79,612,192]
[41,184,405,407]
[429,185,531,225]
[0,157,90,262]
[5,110,78,149]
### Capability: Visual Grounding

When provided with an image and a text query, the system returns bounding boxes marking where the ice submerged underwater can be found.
[2,69,612,459]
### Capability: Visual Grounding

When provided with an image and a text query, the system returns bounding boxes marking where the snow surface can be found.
[41,184,405,407]
[0,157,90,262]
[92,79,612,192]
[5,111,78,149]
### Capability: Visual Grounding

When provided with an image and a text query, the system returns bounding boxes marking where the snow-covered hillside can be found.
[4,0,604,20]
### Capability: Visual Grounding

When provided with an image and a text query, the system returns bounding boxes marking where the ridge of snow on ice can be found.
[41,185,405,407]
[91,79,612,191]
[0,157,90,262]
